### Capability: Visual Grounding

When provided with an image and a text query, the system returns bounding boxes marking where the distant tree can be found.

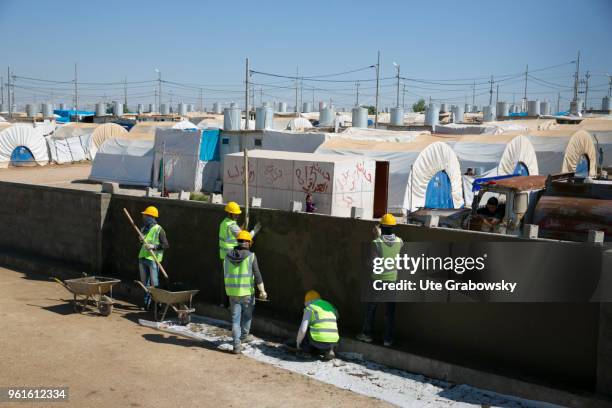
[364,105,376,115]
[123,104,129,114]
[412,98,426,113]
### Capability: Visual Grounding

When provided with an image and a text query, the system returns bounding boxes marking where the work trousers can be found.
[138,258,159,307]
[229,295,255,348]
[362,302,396,344]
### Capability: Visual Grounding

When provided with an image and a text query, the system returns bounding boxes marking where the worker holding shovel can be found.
[138,206,169,310]
[223,230,267,354]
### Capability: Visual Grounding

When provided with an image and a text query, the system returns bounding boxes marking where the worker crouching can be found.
[223,231,267,354]
[138,206,169,310]
[296,290,339,361]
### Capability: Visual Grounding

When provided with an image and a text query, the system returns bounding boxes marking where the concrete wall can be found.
[0,182,109,273]
[0,181,603,393]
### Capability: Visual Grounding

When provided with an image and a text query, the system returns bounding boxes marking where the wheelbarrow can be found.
[55,276,121,316]
[134,281,199,324]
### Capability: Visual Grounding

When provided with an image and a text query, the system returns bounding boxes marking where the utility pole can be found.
[259,87,263,105]
[374,50,380,128]
[311,88,314,108]
[488,75,494,106]
[496,84,499,106]
[244,57,250,131]
[608,74,612,97]
[199,88,203,112]
[472,81,475,106]
[299,75,303,110]
[1,75,3,105]
[584,71,590,110]
[355,81,360,106]
[74,63,79,122]
[123,76,128,108]
[157,69,162,108]
[573,50,580,102]
[402,83,406,109]
[294,66,299,113]
[394,62,400,107]
[523,64,528,110]
[7,67,11,118]
[557,92,561,114]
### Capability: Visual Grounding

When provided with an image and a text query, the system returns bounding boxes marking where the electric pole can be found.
[124,76,128,108]
[295,66,299,113]
[488,75,494,106]
[523,64,528,111]
[496,84,499,106]
[74,63,78,122]
[1,75,3,105]
[199,88,203,112]
[299,75,303,111]
[402,83,406,109]
[472,81,475,106]
[244,57,250,131]
[7,67,11,118]
[584,71,590,110]
[394,62,400,107]
[374,50,380,128]
[573,51,580,102]
[311,88,314,109]
[355,81,360,106]
[557,92,561,114]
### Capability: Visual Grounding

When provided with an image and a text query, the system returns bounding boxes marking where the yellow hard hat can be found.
[380,213,396,226]
[225,201,242,215]
[304,290,320,303]
[236,230,252,242]
[141,206,159,218]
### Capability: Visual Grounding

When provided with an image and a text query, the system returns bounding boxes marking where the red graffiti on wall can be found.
[295,163,331,193]
[227,164,255,183]
[336,161,373,193]
[263,164,283,185]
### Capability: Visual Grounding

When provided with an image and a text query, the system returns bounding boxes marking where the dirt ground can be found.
[0,267,388,408]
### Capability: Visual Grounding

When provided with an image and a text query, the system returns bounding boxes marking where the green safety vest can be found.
[371,236,403,282]
[219,217,238,260]
[307,299,339,344]
[224,254,255,297]
[138,224,164,262]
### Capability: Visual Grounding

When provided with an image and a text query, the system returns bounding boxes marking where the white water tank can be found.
[114,102,123,117]
[96,102,106,116]
[540,101,550,116]
[255,106,273,130]
[452,105,464,123]
[303,102,313,113]
[464,104,472,114]
[496,102,509,118]
[603,96,610,111]
[319,101,326,111]
[319,107,334,127]
[0,103,7,113]
[160,104,169,115]
[26,104,37,117]
[224,104,242,131]
[483,105,495,122]
[178,103,187,116]
[278,102,287,113]
[137,104,144,114]
[351,107,368,128]
[42,103,54,118]
[213,102,222,114]
[149,104,156,113]
[425,103,439,126]
[390,107,404,126]
[440,103,448,113]
[527,100,540,116]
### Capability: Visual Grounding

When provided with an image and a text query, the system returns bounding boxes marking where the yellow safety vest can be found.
[138,224,164,262]
[307,299,339,343]
[224,254,255,297]
[219,217,238,260]
[371,236,403,281]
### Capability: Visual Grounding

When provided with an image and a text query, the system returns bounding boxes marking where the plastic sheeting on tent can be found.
[287,117,313,130]
[172,120,197,130]
[199,129,220,161]
[561,130,597,176]
[153,129,220,192]
[91,123,128,152]
[335,127,424,143]
[48,123,98,163]
[89,138,154,186]
[0,124,50,168]
[316,139,463,212]
[128,121,175,140]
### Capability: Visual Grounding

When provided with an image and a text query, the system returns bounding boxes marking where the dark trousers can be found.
[298,329,336,354]
[362,302,396,343]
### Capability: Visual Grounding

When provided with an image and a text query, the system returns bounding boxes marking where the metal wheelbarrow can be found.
[134,281,199,324]
[55,276,121,316]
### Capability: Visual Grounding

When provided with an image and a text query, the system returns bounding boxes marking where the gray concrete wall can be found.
[0,182,108,273]
[0,182,602,393]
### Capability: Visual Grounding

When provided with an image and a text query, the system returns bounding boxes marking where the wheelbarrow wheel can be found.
[178,311,191,325]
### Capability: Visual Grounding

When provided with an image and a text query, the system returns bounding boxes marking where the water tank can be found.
[527,100,540,116]
[464,104,472,114]
[136,104,143,114]
[178,103,187,116]
[424,103,439,126]
[255,106,274,130]
[602,96,610,111]
[224,104,242,131]
[496,102,509,118]
[319,101,326,111]
[303,102,313,113]
[440,103,448,113]
[451,105,464,123]
[472,105,479,113]
[483,105,495,122]
[160,104,169,115]
[351,107,368,128]
[319,107,334,127]
[278,102,287,113]
[26,104,37,118]
[96,102,106,116]
[42,103,54,118]
[540,101,550,116]
[0,103,7,113]
[390,107,404,126]
[213,102,222,114]
[149,104,156,113]
[59,103,66,110]
[113,102,123,117]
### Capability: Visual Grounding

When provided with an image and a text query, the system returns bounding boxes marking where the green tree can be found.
[412,98,426,113]
[364,105,376,115]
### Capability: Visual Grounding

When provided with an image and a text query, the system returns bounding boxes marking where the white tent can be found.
[47,123,98,163]
[0,124,51,168]
[316,139,463,212]
[172,120,197,130]
[152,129,220,192]
[286,117,313,130]
[89,138,154,186]
[528,129,597,176]
[91,123,128,153]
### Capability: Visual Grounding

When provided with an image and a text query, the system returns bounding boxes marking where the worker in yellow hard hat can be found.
[138,206,169,310]
[356,213,402,347]
[223,230,267,354]
[296,290,339,361]
[218,201,261,307]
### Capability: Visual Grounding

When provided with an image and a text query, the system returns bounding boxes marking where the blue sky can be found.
[1,0,611,109]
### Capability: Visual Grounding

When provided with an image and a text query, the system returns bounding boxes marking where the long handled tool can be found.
[123,208,169,280]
